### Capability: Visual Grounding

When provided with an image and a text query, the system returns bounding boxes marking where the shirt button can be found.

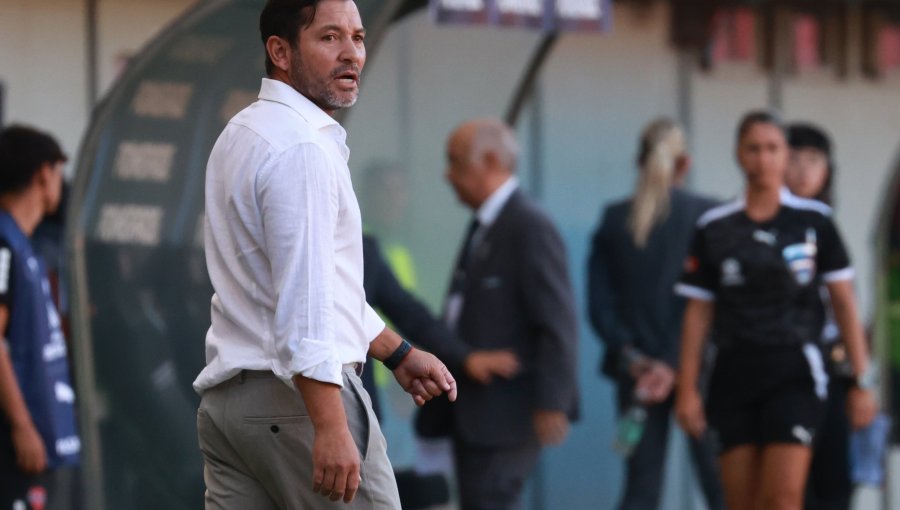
[271,425,279,434]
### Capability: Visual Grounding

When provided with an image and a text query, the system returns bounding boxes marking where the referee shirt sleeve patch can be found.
[822,267,854,283]
[675,283,715,301]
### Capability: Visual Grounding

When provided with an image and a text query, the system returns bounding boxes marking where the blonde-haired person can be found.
[675,111,877,510]
[588,118,725,510]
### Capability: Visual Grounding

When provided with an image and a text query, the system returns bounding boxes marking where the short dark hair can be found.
[736,110,786,143]
[788,123,835,205]
[0,125,67,195]
[259,0,321,76]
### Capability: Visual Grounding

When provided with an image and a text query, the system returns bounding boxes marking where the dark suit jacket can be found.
[362,235,471,367]
[587,188,717,379]
[444,189,579,447]
[361,235,471,419]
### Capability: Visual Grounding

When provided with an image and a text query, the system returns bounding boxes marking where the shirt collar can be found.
[258,78,349,159]
[738,187,794,206]
[779,187,794,203]
[476,177,519,227]
[258,78,337,130]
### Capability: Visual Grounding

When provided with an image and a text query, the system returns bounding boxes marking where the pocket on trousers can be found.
[344,375,372,461]
[196,408,210,451]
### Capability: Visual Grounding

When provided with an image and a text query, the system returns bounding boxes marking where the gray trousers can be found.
[197,366,400,510]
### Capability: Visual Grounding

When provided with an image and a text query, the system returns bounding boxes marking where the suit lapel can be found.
[468,189,522,276]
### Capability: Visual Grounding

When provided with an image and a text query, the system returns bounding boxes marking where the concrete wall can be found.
[0,0,90,166]
[0,0,196,174]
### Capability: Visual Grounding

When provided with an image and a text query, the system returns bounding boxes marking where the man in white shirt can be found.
[194,1,457,508]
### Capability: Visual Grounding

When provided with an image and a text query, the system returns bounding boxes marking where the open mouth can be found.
[334,69,359,85]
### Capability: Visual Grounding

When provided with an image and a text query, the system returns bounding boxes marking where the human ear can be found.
[265,36,293,73]
[482,150,501,172]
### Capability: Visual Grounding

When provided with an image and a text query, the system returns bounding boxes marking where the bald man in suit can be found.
[427,118,579,510]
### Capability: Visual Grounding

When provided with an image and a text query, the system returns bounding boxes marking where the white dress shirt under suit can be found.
[194,78,385,393]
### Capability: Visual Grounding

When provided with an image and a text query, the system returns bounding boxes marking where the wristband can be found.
[854,364,878,390]
[383,340,412,371]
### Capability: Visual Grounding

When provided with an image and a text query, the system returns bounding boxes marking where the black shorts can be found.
[0,418,70,510]
[0,418,36,510]
[706,344,828,453]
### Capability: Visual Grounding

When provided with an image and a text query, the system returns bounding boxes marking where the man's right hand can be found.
[464,350,520,384]
[312,425,361,503]
[12,421,46,475]
[293,375,361,504]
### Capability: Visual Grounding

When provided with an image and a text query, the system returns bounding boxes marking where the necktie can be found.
[456,218,480,272]
[445,219,480,327]
[449,219,480,296]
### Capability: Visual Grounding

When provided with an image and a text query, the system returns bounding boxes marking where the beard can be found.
[289,51,359,112]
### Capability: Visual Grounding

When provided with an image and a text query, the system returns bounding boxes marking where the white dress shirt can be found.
[445,176,519,328]
[473,176,519,242]
[194,78,385,392]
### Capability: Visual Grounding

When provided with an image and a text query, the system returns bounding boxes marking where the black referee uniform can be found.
[676,189,853,452]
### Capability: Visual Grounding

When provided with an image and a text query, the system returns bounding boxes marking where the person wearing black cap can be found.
[787,123,853,510]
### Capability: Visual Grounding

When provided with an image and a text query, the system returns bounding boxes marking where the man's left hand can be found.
[533,410,568,446]
[392,349,458,406]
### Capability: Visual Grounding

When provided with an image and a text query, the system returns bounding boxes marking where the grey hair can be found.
[469,119,520,171]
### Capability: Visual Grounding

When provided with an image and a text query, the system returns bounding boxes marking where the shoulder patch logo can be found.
[783,228,818,286]
[684,256,699,273]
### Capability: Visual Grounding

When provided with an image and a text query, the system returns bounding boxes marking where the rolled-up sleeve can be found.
[257,143,343,387]
[363,303,386,344]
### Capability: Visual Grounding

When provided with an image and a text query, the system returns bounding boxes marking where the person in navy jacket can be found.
[0,125,79,510]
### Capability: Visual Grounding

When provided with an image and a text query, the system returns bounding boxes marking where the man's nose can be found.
[339,37,364,64]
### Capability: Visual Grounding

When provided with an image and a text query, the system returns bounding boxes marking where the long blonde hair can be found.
[628,118,686,247]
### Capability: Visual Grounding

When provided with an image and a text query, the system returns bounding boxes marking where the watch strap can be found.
[383,340,412,371]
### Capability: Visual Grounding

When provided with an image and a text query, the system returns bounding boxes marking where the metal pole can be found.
[0,81,5,127]
[767,5,786,112]
[86,0,99,111]
[528,83,545,201]
[676,48,696,190]
[77,5,103,508]
[505,34,558,127]
[677,49,694,141]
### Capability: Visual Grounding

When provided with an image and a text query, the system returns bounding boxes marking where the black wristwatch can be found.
[383,340,413,370]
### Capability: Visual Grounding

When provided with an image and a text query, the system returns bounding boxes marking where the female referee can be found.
[674,111,877,510]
